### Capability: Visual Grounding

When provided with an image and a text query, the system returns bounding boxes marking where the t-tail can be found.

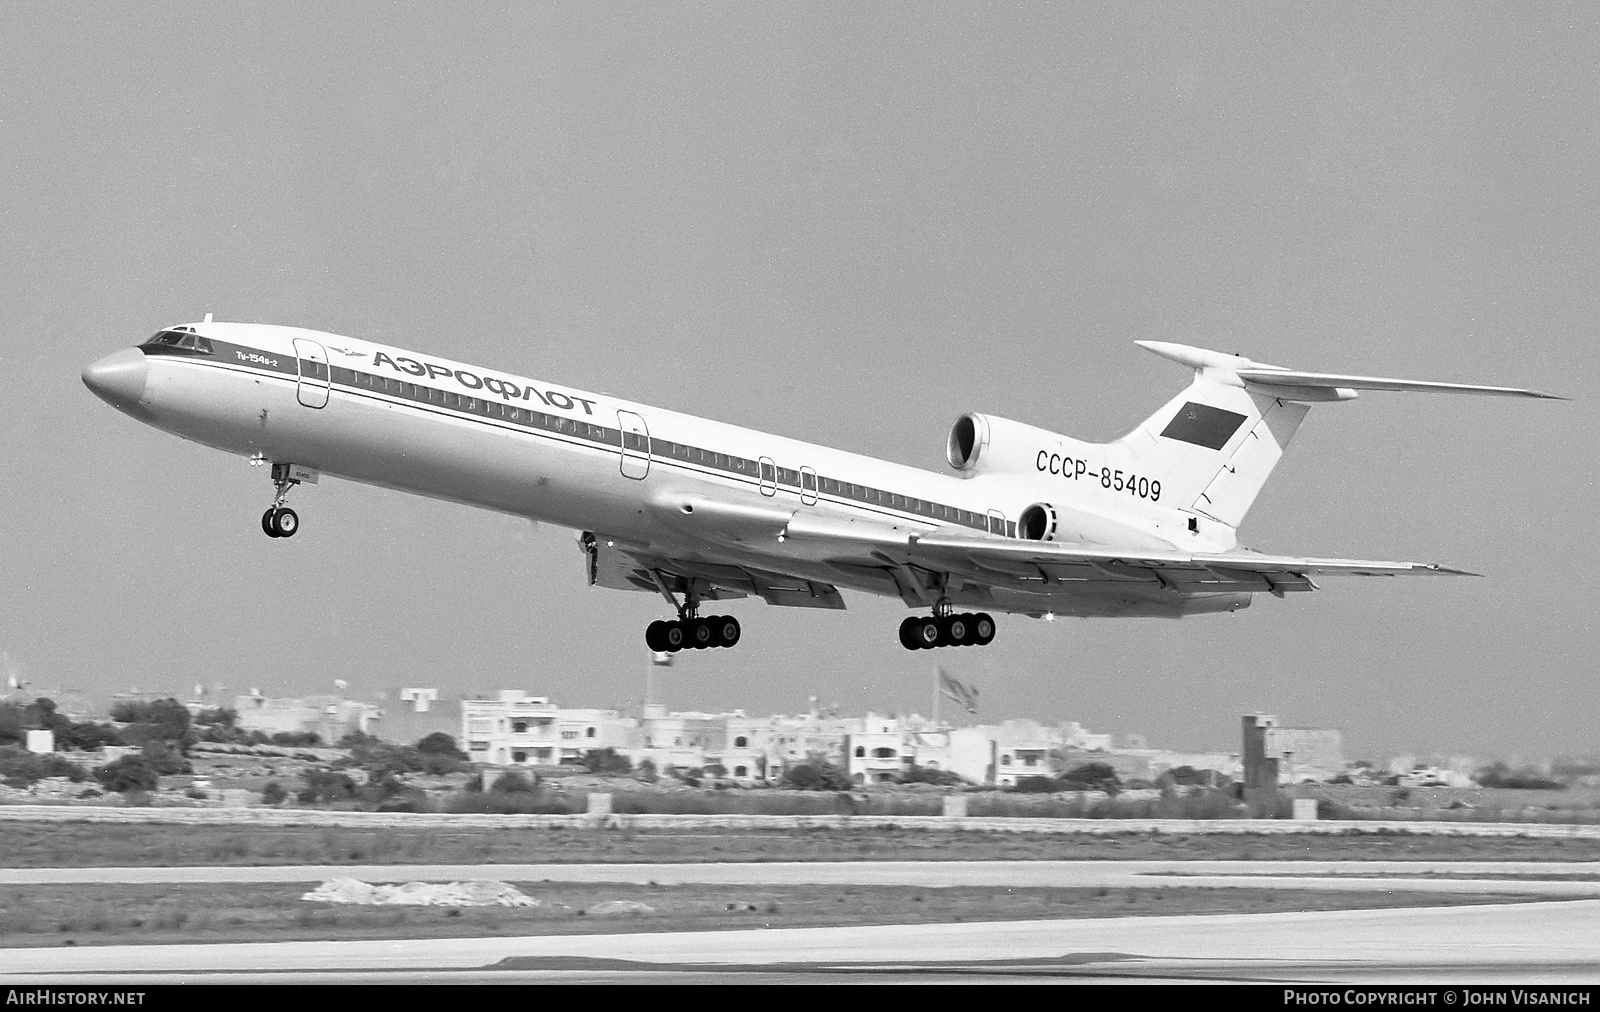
[1115,341,1562,534]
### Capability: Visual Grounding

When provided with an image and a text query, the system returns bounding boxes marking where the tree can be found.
[415,732,465,758]
[95,754,159,794]
[578,747,632,776]
[195,707,238,728]
[260,781,287,805]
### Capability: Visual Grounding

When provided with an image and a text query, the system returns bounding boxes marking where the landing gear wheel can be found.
[973,612,996,646]
[941,614,969,647]
[645,620,669,652]
[898,617,921,650]
[268,507,299,538]
[662,621,686,653]
[713,615,741,649]
[262,509,280,538]
[912,617,941,650]
[688,618,715,650]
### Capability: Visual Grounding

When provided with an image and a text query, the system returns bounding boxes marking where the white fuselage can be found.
[90,321,1236,618]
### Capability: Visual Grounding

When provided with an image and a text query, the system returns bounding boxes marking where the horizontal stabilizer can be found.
[1236,368,1564,400]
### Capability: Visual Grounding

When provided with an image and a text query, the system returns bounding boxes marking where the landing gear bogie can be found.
[900,611,995,650]
[645,614,741,653]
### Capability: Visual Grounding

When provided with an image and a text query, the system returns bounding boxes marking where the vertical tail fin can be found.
[1114,340,1559,535]
[1114,350,1308,532]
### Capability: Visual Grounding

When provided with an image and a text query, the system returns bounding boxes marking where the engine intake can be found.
[946,412,1071,476]
[1018,503,1058,542]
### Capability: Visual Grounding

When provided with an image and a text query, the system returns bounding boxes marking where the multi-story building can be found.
[845,713,909,783]
[460,691,634,767]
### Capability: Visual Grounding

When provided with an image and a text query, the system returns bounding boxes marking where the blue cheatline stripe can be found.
[143,339,1006,535]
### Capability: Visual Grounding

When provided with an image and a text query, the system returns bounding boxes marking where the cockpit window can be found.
[141,330,214,354]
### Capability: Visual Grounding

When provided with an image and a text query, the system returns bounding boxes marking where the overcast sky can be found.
[1,3,1593,760]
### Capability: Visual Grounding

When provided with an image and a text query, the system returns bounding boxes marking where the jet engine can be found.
[946,412,1070,476]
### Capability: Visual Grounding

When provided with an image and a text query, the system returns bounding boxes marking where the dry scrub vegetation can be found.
[0,882,1552,949]
[5,821,1600,868]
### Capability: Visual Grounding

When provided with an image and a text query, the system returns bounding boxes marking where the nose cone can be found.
[83,348,149,409]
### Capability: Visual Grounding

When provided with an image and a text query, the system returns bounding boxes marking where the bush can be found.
[141,742,192,775]
[579,748,632,776]
[1475,761,1566,790]
[269,731,321,747]
[444,789,580,815]
[1059,762,1122,795]
[900,765,966,787]
[779,762,853,791]
[95,755,159,794]
[297,769,357,804]
[489,771,537,794]
[0,746,87,784]
[1009,776,1061,793]
[194,708,238,728]
[635,758,658,783]
[260,781,287,805]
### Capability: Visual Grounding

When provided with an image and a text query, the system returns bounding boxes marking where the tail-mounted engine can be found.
[946,412,1071,476]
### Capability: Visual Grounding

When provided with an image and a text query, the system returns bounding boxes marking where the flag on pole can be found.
[938,667,979,714]
[334,679,349,691]
[651,652,674,667]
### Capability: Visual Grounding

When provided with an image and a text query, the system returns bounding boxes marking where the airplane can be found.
[82,320,1560,653]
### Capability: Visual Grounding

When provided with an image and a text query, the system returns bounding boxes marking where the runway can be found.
[3,900,1597,983]
[5,859,1600,896]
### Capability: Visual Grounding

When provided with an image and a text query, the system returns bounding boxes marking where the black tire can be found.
[645,620,668,652]
[973,612,996,646]
[662,621,686,652]
[714,616,741,649]
[942,614,969,647]
[270,507,299,538]
[958,613,981,646]
[898,617,921,650]
[262,509,280,538]
[913,617,941,650]
[689,618,714,649]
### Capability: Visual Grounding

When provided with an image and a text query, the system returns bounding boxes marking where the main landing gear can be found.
[898,605,995,650]
[643,574,741,653]
[646,614,741,653]
[258,461,303,539]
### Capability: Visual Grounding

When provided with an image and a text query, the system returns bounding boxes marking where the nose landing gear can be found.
[257,461,315,539]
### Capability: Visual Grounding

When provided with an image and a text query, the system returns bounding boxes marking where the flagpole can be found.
[932,666,940,727]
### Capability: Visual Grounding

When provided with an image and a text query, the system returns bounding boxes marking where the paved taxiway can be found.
[5,860,1600,896]
[3,900,1597,983]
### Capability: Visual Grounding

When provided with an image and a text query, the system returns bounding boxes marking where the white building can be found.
[845,713,909,783]
[461,691,634,767]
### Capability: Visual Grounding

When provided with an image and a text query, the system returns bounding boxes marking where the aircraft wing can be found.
[903,531,1474,596]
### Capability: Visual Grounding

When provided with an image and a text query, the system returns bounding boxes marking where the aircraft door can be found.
[617,410,651,480]
[799,466,819,505]
[758,457,778,496]
[987,509,1008,536]
[292,339,331,409]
